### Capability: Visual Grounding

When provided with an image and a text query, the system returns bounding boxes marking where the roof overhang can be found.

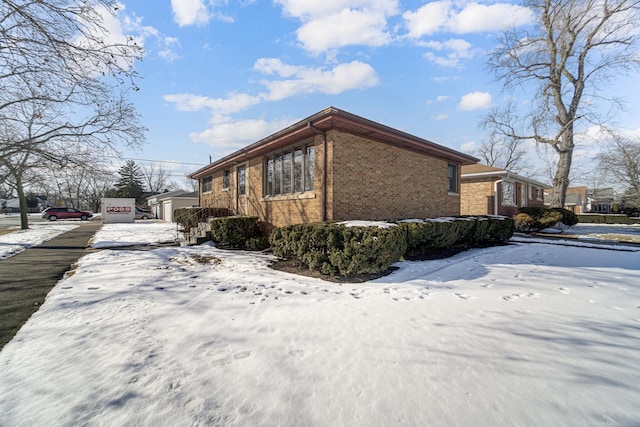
[189,107,479,179]
[461,170,549,188]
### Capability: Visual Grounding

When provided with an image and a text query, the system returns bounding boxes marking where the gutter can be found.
[308,121,327,222]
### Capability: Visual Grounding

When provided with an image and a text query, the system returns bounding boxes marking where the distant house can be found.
[586,188,615,213]
[188,107,478,229]
[460,164,548,216]
[543,186,614,213]
[146,190,198,222]
[544,186,586,213]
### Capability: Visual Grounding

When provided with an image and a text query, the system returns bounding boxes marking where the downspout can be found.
[308,121,327,222]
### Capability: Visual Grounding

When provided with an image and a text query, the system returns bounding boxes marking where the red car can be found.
[42,207,93,221]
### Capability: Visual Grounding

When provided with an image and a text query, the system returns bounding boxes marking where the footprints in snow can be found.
[502,292,540,301]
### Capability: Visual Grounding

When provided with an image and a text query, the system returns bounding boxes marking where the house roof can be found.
[461,164,549,188]
[189,107,479,179]
[146,190,190,202]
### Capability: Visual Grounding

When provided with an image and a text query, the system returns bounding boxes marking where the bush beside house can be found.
[271,216,514,277]
[515,207,578,232]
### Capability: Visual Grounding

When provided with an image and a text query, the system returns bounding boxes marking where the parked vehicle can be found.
[135,207,153,220]
[42,207,93,221]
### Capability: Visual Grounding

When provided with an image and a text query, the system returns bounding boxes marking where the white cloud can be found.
[461,140,477,152]
[254,59,380,101]
[432,113,449,121]
[403,1,452,38]
[158,36,181,62]
[189,117,296,151]
[437,95,449,102]
[450,2,535,34]
[274,0,399,54]
[457,91,493,111]
[296,9,392,54]
[171,0,210,27]
[164,92,262,115]
[423,38,475,68]
[404,1,534,38]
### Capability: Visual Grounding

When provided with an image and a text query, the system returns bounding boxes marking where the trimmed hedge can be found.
[270,216,514,276]
[210,216,260,248]
[174,207,231,231]
[577,214,640,224]
[516,207,577,232]
[400,216,513,256]
[270,222,407,276]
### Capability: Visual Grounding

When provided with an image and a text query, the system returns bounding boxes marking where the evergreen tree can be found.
[114,160,145,203]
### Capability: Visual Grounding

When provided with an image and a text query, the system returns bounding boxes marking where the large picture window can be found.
[264,142,315,196]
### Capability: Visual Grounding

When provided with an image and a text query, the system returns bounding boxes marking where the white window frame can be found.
[502,181,516,206]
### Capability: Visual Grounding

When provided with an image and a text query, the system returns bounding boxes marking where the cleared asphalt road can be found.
[0,221,102,350]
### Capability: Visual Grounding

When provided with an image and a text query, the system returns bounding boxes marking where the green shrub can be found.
[513,213,534,232]
[210,216,259,248]
[400,216,513,256]
[515,207,563,232]
[270,222,406,276]
[245,236,270,251]
[270,217,514,276]
[577,214,640,224]
[550,208,578,226]
[174,207,230,231]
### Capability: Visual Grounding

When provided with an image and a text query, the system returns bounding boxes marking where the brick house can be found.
[460,164,548,216]
[189,107,477,229]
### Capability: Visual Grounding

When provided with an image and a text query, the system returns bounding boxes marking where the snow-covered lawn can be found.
[0,223,79,260]
[90,221,179,248]
[1,223,639,426]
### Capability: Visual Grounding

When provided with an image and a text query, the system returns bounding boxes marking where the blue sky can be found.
[109,0,640,185]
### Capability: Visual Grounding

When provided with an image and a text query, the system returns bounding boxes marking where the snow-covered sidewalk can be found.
[0,223,639,426]
[0,223,79,260]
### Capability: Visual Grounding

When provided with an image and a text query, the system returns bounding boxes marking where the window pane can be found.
[202,176,212,192]
[447,164,457,193]
[502,182,515,205]
[265,158,273,196]
[274,155,281,194]
[305,145,315,191]
[293,148,302,193]
[223,169,230,189]
[238,167,246,195]
[283,151,292,193]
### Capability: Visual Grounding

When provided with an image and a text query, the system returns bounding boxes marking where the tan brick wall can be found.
[199,137,325,229]
[330,132,460,220]
[461,179,547,216]
[460,178,494,215]
[200,131,462,226]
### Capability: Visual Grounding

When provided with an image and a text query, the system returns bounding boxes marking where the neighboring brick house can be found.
[544,186,614,213]
[460,164,548,216]
[544,186,586,213]
[188,107,478,229]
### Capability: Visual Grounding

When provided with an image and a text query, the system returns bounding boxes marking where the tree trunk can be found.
[16,172,29,230]
[550,145,573,208]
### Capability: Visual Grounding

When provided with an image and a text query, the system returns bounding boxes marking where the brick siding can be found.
[199,131,461,227]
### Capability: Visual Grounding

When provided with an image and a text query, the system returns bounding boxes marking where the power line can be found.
[105,155,207,166]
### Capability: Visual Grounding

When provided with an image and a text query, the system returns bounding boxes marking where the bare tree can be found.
[0,85,144,228]
[140,163,177,193]
[485,0,640,207]
[598,134,640,207]
[475,135,530,174]
[0,0,145,228]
